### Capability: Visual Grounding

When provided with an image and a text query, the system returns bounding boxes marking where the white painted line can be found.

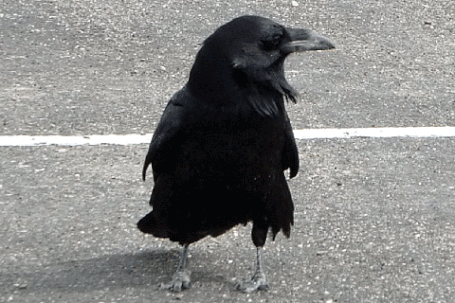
[0,134,154,147]
[0,127,454,147]
[293,127,455,139]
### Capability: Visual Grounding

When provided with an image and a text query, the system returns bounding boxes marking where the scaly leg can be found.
[235,247,269,292]
[159,244,191,292]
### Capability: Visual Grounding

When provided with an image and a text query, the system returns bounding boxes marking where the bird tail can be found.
[137,212,168,238]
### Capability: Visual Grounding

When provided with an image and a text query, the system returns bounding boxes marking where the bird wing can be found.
[142,88,188,181]
[282,109,299,178]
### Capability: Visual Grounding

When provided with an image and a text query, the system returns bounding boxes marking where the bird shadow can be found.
[1,249,229,295]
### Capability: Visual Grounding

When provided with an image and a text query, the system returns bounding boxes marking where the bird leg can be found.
[235,247,269,292]
[159,244,191,292]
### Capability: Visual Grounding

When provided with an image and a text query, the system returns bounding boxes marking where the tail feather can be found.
[137,212,168,238]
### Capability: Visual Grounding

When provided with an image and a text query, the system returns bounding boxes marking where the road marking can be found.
[293,127,455,139]
[0,127,454,146]
[0,134,152,147]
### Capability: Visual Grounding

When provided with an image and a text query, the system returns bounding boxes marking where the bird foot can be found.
[159,270,191,292]
[235,271,269,293]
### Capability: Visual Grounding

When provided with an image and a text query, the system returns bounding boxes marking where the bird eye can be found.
[261,34,282,50]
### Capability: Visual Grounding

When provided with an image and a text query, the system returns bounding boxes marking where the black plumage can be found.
[138,15,334,292]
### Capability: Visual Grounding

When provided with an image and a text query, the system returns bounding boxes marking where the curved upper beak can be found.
[281,28,335,54]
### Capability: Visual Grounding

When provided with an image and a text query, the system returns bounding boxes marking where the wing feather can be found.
[142,89,188,181]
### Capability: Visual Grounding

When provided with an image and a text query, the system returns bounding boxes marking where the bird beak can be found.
[281,28,335,54]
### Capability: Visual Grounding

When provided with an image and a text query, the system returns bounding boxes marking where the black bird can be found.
[138,15,334,292]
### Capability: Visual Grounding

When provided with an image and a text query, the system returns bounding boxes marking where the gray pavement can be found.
[1,0,454,302]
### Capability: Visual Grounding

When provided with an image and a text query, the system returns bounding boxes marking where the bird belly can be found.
[140,117,293,244]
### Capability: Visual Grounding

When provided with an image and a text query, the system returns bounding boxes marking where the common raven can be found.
[138,15,334,292]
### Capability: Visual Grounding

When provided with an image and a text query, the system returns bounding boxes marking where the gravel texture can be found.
[1,0,454,302]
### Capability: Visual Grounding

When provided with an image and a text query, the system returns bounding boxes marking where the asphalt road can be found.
[1,0,454,302]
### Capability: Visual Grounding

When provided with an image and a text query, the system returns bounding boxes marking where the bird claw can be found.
[159,270,191,292]
[235,271,269,293]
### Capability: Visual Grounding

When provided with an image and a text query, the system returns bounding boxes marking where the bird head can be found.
[224,16,335,72]
[188,16,335,114]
